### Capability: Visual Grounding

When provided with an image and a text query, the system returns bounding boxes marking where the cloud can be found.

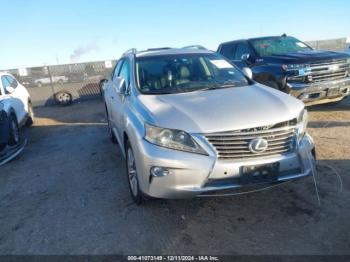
[70,41,99,63]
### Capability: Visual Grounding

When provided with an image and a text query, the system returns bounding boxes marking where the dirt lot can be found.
[0,98,349,255]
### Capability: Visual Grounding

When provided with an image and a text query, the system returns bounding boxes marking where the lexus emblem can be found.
[249,138,269,153]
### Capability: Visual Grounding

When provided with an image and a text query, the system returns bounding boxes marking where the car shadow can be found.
[308,96,350,112]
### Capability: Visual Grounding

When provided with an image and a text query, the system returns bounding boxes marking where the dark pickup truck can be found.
[217,35,350,106]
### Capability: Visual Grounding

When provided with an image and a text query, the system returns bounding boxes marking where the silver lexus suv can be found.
[103,47,315,204]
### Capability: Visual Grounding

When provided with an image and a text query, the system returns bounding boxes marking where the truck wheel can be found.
[36,82,43,88]
[263,81,280,90]
[8,114,20,146]
[55,91,72,106]
[125,140,146,205]
[25,102,34,127]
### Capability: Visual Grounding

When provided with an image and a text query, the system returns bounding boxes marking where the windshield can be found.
[250,37,312,56]
[135,53,250,94]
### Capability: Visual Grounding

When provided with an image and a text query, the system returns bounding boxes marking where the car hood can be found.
[264,50,350,64]
[138,84,304,134]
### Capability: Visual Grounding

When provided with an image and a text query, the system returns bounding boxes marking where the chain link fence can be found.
[305,37,347,51]
[4,60,117,107]
[2,38,348,107]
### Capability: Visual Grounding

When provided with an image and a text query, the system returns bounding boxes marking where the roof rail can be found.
[146,47,172,51]
[182,45,208,50]
[122,48,137,56]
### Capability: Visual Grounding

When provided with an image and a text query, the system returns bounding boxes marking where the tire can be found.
[8,114,20,146]
[25,102,34,127]
[105,106,117,144]
[125,140,145,205]
[36,81,42,88]
[55,91,72,106]
[262,80,280,90]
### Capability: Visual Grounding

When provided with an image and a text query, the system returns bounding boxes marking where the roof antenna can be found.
[282,33,287,37]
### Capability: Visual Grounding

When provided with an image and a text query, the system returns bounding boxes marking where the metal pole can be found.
[47,66,56,105]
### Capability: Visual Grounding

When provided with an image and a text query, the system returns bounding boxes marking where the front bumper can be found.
[287,76,350,106]
[133,133,315,199]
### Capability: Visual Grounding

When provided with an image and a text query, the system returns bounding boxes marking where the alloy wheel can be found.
[127,147,139,197]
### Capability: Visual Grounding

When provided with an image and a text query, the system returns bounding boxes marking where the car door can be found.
[232,42,253,69]
[105,59,124,121]
[110,58,130,143]
[1,76,22,121]
[4,75,28,122]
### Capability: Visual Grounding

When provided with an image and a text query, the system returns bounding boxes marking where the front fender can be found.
[252,64,287,88]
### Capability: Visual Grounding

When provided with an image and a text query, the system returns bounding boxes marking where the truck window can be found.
[234,43,251,61]
[219,44,236,60]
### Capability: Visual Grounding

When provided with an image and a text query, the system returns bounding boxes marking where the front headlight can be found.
[144,123,208,155]
[296,109,308,141]
[283,64,310,73]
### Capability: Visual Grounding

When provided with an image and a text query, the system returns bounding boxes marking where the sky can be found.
[0,0,349,69]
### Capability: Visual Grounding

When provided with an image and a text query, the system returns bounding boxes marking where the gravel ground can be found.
[0,98,349,255]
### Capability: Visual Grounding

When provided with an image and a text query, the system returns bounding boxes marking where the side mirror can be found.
[242,67,253,80]
[4,86,15,94]
[241,53,255,64]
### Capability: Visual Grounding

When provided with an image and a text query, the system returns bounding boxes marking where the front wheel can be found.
[125,140,145,205]
[8,114,20,146]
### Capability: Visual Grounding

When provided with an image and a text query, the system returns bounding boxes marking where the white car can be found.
[0,72,34,144]
[34,76,68,87]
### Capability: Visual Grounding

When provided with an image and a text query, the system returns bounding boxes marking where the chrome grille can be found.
[205,121,297,160]
[309,59,350,83]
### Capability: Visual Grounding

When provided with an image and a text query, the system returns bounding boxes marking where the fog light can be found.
[150,166,169,177]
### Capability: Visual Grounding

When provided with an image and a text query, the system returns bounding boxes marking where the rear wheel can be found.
[8,114,20,146]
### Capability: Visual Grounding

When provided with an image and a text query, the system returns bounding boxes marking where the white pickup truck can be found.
[34,75,68,87]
